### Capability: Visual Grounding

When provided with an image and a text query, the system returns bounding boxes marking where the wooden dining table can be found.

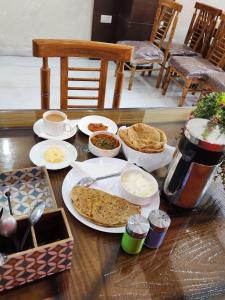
[1,107,225,300]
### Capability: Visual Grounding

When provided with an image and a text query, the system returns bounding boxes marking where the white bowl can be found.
[88,131,121,158]
[118,127,175,172]
[119,168,159,206]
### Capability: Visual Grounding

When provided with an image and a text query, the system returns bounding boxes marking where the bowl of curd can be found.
[119,168,159,206]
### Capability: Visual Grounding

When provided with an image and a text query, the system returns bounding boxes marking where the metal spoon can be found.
[0,207,3,220]
[5,191,13,216]
[20,201,46,251]
[0,214,19,251]
[0,214,17,238]
[75,172,121,187]
[0,253,8,266]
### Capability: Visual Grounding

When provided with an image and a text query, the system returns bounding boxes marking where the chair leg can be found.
[148,64,154,77]
[162,66,173,95]
[162,66,169,91]
[141,71,145,76]
[178,79,192,107]
[128,65,136,90]
[156,63,165,88]
[199,90,204,100]
[199,88,208,99]
[115,61,119,77]
[191,83,198,95]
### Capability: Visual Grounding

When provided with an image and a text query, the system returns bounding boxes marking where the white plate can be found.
[29,140,78,170]
[33,119,78,140]
[78,115,118,136]
[62,157,160,233]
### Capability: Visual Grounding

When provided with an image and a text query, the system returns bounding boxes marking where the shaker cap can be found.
[185,118,225,152]
[148,210,171,230]
[126,214,150,239]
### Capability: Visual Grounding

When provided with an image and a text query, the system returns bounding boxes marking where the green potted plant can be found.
[192,92,225,187]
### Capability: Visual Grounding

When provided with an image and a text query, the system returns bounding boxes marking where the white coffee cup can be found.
[43,110,72,136]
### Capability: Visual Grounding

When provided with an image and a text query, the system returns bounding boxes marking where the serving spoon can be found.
[75,172,121,187]
[20,201,46,251]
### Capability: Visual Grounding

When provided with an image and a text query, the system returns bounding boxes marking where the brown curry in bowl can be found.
[90,134,120,150]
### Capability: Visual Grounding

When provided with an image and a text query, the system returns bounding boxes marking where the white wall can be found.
[0,0,224,54]
[174,0,225,43]
[0,0,94,54]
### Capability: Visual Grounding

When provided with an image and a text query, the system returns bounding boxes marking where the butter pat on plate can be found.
[44,146,65,163]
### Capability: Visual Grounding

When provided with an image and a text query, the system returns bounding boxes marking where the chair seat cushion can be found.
[170,56,223,79]
[117,40,164,65]
[162,41,199,56]
[206,72,225,92]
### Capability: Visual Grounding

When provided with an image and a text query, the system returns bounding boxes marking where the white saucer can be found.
[29,140,78,170]
[33,119,78,140]
[78,115,118,136]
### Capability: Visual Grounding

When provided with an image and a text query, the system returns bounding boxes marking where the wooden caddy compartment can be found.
[0,208,74,292]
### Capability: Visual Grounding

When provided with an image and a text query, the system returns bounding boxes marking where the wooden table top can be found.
[1,107,225,300]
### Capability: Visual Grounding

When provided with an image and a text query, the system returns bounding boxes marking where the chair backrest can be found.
[32,40,133,109]
[207,13,225,69]
[184,2,222,57]
[150,0,183,56]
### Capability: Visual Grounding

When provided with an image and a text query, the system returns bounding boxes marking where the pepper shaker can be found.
[145,209,171,249]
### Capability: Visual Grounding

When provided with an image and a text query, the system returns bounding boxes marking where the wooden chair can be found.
[162,2,222,58]
[32,39,133,109]
[117,0,183,90]
[160,2,222,85]
[202,72,225,93]
[162,13,225,106]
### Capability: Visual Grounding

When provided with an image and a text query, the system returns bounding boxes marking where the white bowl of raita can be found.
[119,168,159,206]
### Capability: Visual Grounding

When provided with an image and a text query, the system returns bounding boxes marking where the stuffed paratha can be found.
[71,186,141,227]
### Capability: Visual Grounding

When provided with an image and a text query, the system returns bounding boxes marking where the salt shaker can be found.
[121,214,150,255]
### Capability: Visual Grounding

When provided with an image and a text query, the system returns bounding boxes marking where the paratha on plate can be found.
[71,186,141,227]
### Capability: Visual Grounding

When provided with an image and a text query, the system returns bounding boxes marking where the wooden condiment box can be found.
[0,208,73,292]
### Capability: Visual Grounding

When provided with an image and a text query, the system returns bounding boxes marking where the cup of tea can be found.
[43,111,72,136]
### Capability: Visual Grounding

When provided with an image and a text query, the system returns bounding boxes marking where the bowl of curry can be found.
[88,131,121,157]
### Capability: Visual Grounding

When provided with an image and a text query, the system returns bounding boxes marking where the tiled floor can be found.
[0,56,198,109]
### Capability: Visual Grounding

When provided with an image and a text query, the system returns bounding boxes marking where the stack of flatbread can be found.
[119,123,167,153]
[71,186,141,227]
